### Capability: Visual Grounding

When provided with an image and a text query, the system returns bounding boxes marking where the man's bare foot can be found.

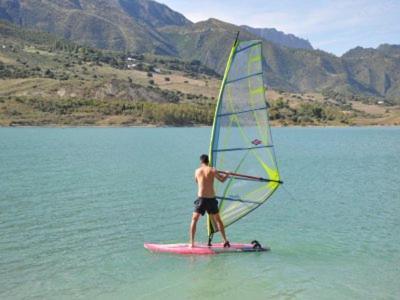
[189,242,195,248]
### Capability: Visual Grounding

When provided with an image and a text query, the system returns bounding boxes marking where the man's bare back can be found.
[195,165,218,198]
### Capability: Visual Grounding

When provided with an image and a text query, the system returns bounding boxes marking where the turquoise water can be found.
[0,127,399,299]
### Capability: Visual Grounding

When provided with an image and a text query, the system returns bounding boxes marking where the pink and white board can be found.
[144,243,269,255]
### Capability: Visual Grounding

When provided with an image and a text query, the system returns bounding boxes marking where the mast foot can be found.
[208,234,213,247]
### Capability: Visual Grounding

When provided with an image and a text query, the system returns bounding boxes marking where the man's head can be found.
[200,154,209,165]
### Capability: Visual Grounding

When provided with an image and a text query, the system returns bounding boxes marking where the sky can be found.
[158,0,400,56]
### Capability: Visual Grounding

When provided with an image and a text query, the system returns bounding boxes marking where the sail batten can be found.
[225,72,264,85]
[207,38,281,239]
[217,106,268,117]
[212,144,274,153]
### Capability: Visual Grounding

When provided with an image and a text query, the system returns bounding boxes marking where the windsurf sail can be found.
[207,34,282,242]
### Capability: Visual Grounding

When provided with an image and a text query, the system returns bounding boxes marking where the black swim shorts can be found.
[194,197,219,216]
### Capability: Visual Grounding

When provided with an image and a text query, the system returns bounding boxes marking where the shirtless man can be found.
[190,154,230,248]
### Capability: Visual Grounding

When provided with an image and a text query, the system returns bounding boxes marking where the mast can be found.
[208,32,240,166]
[207,32,240,246]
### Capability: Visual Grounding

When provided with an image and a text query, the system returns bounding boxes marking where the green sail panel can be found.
[208,40,281,237]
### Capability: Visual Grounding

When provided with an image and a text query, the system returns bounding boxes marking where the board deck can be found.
[144,243,269,255]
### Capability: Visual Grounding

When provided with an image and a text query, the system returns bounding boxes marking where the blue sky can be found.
[159,0,400,56]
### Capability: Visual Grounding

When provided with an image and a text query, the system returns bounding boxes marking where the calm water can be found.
[0,127,399,300]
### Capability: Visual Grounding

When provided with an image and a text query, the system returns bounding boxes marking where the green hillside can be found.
[0,0,399,102]
[0,21,218,126]
[1,21,399,127]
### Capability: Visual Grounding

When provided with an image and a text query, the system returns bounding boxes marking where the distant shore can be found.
[1,124,399,128]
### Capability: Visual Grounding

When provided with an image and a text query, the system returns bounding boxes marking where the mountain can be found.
[0,0,399,102]
[162,19,400,101]
[0,0,190,55]
[118,0,190,28]
[341,44,400,100]
[1,20,398,126]
[241,25,313,50]
[161,17,399,101]
[0,20,220,126]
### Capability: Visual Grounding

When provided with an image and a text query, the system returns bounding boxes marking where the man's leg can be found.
[211,213,228,243]
[189,212,201,247]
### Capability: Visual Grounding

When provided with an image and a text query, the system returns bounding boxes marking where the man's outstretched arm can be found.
[214,169,229,183]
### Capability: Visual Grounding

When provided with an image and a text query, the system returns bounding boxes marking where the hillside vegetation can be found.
[0,21,399,127]
[0,0,399,102]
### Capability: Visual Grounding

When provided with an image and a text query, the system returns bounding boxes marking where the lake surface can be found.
[0,127,399,300]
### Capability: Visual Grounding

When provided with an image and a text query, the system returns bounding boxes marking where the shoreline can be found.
[1,124,399,129]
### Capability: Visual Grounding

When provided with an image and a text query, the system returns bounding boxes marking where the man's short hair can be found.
[200,154,209,164]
